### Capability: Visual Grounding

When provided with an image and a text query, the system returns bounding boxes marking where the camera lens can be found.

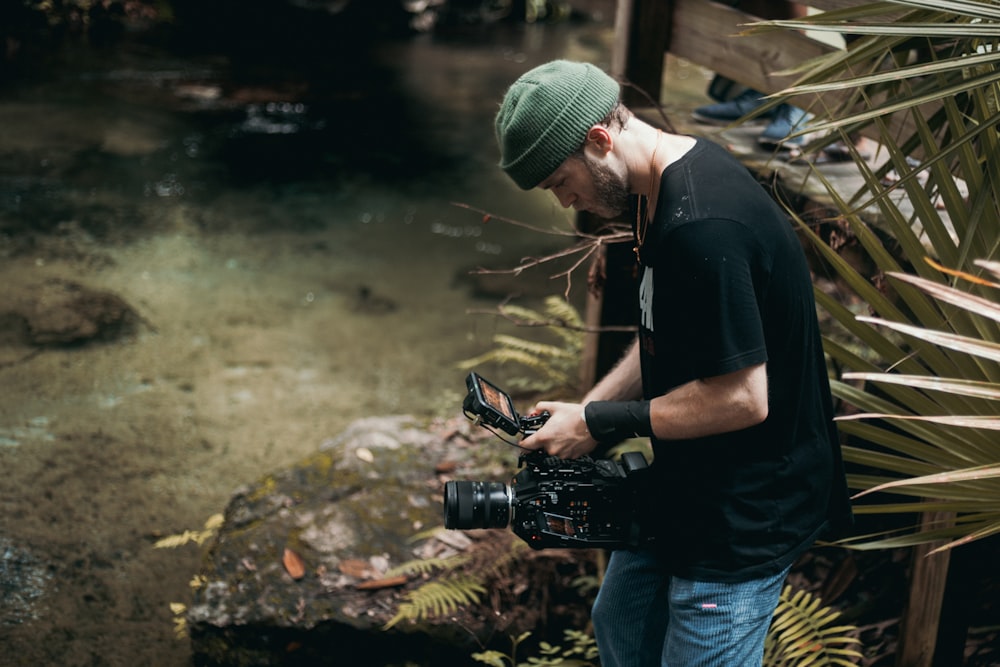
[443,481,511,529]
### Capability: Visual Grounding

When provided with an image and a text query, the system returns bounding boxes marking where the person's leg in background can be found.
[692,2,811,149]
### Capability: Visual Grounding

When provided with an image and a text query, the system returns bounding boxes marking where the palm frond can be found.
[763,585,862,667]
[763,1,1000,552]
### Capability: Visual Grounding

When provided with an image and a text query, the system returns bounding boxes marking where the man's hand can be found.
[520,401,598,459]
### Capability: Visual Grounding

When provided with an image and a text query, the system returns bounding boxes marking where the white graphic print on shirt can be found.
[639,266,654,332]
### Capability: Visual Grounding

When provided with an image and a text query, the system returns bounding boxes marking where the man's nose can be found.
[552,188,575,209]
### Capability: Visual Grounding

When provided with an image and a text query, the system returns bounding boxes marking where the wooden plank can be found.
[667,0,835,96]
[807,0,873,11]
[658,0,926,150]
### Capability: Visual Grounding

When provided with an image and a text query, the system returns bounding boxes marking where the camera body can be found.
[445,373,650,550]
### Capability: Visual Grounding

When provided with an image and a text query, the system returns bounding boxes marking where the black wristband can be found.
[583,400,653,443]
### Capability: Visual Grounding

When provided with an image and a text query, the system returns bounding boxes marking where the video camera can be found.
[444,372,650,550]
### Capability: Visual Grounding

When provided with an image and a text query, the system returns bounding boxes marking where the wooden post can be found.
[932,536,995,665]
[895,510,954,667]
[579,0,674,388]
[611,0,674,105]
[577,213,638,389]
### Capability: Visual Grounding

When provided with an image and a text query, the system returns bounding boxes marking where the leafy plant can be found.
[152,513,224,549]
[833,260,1000,553]
[385,576,488,629]
[153,514,224,642]
[458,296,585,394]
[472,629,598,667]
[386,530,858,667]
[754,0,1000,553]
[763,585,862,667]
[415,579,859,667]
[382,534,527,629]
[472,593,860,667]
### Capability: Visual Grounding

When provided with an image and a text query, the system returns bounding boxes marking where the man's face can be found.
[539,150,630,219]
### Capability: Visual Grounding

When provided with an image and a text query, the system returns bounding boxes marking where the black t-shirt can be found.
[635,138,852,581]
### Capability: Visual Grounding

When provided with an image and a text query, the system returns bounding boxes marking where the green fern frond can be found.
[496,303,544,318]
[763,585,862,667]
[542,295,584,328]
[385,555,469,578]
[490,335,575,361]
[549,326,584,352]
[384,575,487,629]
[455,350,505,370]
[153,529,215,549]
[457,348,573,385]
[483,539,528,579]
[169,603,188,639]
[497,297,584,350]
[455,347,551,371]
[154,514,224,549]
[458,298,585,394]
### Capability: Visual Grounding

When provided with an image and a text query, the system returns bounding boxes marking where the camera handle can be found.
[518,411,550,437]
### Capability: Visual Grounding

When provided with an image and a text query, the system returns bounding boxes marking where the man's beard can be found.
[582,154,631,219]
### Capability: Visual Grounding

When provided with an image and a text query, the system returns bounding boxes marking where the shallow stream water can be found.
[0,16,710,665]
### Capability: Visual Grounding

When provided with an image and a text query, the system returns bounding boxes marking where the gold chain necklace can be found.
[634,129,663,262]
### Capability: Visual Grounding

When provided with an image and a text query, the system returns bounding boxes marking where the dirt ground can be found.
[0,16,621,664]
[0,217,542,665]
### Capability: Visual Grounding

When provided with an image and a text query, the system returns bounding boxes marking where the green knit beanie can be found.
[495,60,620,190]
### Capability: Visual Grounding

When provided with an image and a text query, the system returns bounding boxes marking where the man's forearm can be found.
[647,362,768,440]
[584,338,642,403]
[580,341,769,445]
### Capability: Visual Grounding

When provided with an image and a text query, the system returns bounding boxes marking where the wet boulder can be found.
[187,415,477,666]
[0,278,145,346]
[186,415,597,667]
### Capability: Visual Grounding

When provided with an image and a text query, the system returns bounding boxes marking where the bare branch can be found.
[451,201,632,243]
[452,201,633,297]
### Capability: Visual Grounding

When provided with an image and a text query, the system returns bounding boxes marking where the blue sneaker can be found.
[692,88,774,124]
[758,104,812,148]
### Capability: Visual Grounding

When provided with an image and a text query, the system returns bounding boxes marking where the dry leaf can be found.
[355,575,407,590]
[338,558,372,578]
[435,460,458,474]
[283,548,306,580]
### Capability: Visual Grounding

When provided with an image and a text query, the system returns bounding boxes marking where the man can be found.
[493,60,852,666]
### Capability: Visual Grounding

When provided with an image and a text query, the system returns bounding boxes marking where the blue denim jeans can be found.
[592,549,790,666]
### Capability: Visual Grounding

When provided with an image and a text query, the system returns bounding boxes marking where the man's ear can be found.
[584,125,613,155]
